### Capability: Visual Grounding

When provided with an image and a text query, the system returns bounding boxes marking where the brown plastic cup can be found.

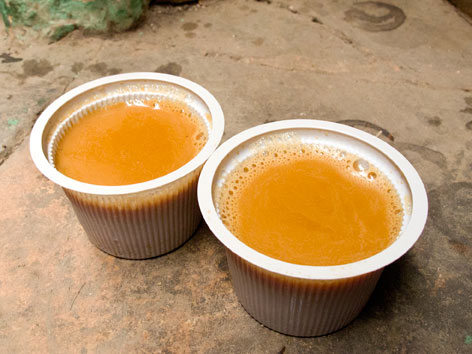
[30,73,224,259]
[197,120,427,336]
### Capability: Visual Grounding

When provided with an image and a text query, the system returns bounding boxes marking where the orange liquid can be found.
[216,145,403,266]
[54,100,207,186]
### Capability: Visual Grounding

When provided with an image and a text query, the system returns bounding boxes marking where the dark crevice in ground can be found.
[0,90,54,167]
[0,115,40,167]
[0,133,28,167]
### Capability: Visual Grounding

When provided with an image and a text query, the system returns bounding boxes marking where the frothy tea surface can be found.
[215,142,404,266]
[54,99,207,186]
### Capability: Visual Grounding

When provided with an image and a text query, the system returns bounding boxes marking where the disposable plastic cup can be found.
[197,120,427,336]
[30,73,224,259]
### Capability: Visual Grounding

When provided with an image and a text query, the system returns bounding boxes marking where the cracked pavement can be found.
[0,0,471,352]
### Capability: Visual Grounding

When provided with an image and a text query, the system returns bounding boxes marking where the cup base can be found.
[226,249,383,337]
[64,168,202,260]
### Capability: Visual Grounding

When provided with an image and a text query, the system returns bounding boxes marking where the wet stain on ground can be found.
[155,62,182,76]
[182,22,198,31]
[71,62,84,75]
[217,255,229,273]
[462,107,472,114]
[429,182,472,245]
[22,59,53,77]
[36,97,47,107]
[344,2,406,32]
[185,32,196,38]
[466,121,472,130]
[394,142,447,170]
[87,63,122,76]
[204,23,212,28]
[448,240,472,258]
[337,119,395,141]
[252,38,264,46]
[461,97,472,114]
[427,116,442,127]
[0,53,22,63]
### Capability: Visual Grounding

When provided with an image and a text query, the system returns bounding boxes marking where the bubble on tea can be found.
[336,151,346,160]
[368,172,377,180]
[353,158,369,172]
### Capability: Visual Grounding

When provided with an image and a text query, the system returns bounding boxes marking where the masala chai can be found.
[215,143,404,266]
[54,99,208,186]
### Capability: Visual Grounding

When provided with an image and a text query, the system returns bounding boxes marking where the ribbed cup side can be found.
[64,168,202,259]
[226,249,383,337]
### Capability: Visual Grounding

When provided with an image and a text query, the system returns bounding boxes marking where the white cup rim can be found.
[30,73,225,195]
[197,120,428,280]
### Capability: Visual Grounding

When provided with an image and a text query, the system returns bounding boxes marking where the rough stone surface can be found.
[1,0,471,352]
[1,0,150,40]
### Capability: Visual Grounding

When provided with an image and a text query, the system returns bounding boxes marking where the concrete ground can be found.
[1,0,471,352]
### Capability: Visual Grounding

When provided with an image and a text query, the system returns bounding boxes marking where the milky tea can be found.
[54,99,208,186]
[214,139,404,266]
